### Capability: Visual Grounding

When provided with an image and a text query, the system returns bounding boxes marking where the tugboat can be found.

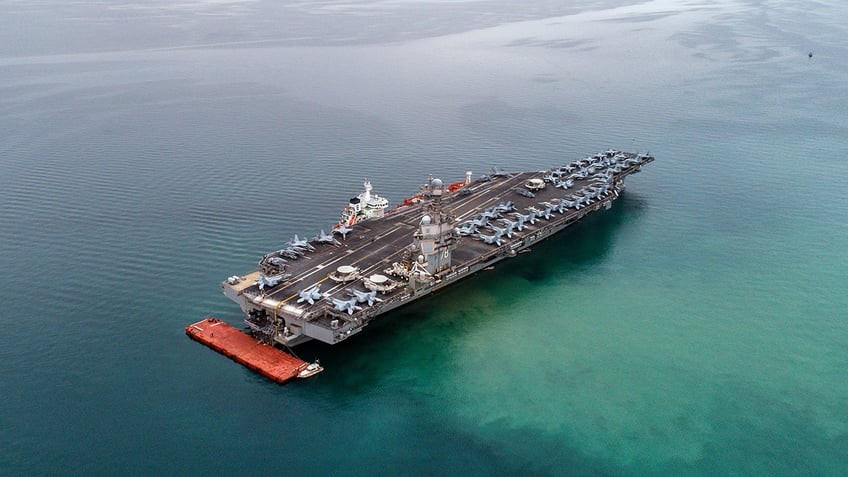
[334,181,389,229]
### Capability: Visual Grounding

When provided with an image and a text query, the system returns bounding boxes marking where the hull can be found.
[222,151,654,346]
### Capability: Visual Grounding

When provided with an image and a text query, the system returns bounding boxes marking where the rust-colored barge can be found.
[185,317,321,383]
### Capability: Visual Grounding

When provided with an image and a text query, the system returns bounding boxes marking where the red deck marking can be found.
[185,317,309,384]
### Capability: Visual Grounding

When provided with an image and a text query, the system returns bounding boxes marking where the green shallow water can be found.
[1,0,847,475]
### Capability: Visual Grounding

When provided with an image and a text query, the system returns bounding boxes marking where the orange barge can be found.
[186,317,321,383]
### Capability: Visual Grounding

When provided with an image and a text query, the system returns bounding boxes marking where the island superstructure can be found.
[222,150,653,347]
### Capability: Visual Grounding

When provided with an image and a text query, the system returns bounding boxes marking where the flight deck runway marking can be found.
[267,224,409,301]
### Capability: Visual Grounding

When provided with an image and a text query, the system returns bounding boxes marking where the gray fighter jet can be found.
[479,209,500,221]
[280,247,304,259]
[349,289,384,306]
[315,229,341,246]
[266,256,288,268]
[511,212,533,228]
[542,173,558,183]
[334,225,353,239]
[258,273,291,291]
[489,166,511,178]
[560,199,580,210]
[329,297,362,315]
[501,217,522,233]
[477,230,504,246]
[456,222,478,236]
[524,207,541,224]
[529,205,551,220]
[593,171,613,183]
[494,201,515,213]
[548,200,567,214]
[288,234,315,252]
[515,187,535,198]
[468,216,489,228]
[297,285,322,305]
[554,178,574,190]
[541,202,559,215]
[490,224,512,239]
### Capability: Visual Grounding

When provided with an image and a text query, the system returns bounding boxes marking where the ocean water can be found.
[1,0,847,475]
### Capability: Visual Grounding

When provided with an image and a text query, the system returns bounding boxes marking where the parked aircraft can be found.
[477,231,504,246]
[329,297,362,315]
[315,229,341,246]
[349,289,383,306]
[515,187,535,198]
[479,209,500,220]
[489,166,511,178]
[266,256,288,268]
[334,225,353,239]
[289,234,315,252]
[297,285,323,305]
[512,212,533,228]
[456,223,478,236]
[501,217,522,233]
[258,273,291,291]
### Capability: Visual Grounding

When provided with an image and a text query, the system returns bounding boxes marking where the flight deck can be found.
[221,150,654,347]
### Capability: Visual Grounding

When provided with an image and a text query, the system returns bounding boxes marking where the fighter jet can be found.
[560,199,580,210]
[541,202,559,216]
[593,171,613,183]
[501,217,522,233]
[514,187,535,198]
[554,179,574,190]
[334,225,353,240]
[297,285,322,305]
[348,289,384,306]
[548,200,567,214]
[258,273,291,291]
[280,247,304,259]
[494,201,515,213]
[489,166,511,178]
[266,256,288,268]
[468,216,489,228]
[575,193,593,205]
[288,234,315,252]
[512,212,533,228]
[456,222,478,236]
[314,229,341,246]
[524,207,540,224]
[501,219,523,234]
[529,205,551,220]
[476,230,504,246]
[479,209,500,221]
[329,297,362,315]
[590,184,610,197]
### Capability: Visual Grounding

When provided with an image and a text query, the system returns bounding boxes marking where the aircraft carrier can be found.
[222,150,653,347]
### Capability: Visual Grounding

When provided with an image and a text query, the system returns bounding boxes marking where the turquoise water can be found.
[2,0,847,475]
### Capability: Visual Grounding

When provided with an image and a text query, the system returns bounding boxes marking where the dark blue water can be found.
[2,0,847,475]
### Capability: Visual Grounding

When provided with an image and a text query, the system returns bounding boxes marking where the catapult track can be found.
[220,151,654,347]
